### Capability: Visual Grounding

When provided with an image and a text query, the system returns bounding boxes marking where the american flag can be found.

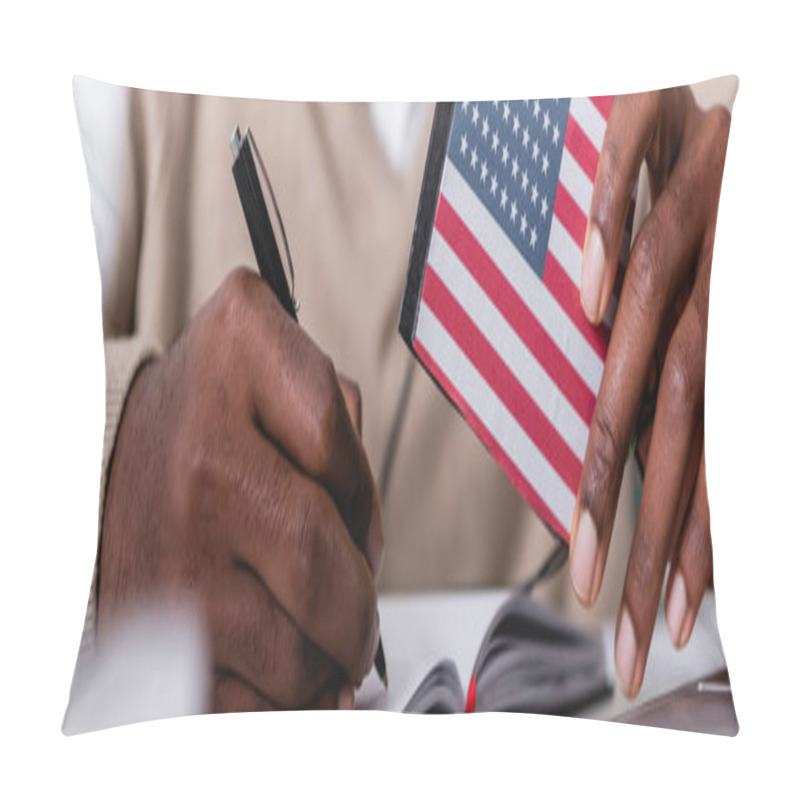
[401,97,630,542]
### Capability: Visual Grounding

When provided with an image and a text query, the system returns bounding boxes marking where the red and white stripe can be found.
[413,97,613,541]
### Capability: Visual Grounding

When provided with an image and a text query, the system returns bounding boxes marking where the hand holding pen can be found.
[231,126,387,692]
[96,138,384,714]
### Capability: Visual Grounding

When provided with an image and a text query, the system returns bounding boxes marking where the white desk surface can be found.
[357,588,728,722]
[63,586,729,734]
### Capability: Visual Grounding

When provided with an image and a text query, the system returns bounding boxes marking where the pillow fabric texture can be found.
[65,77,737,734]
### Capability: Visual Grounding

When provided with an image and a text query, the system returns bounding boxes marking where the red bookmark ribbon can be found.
[465,673,477,714]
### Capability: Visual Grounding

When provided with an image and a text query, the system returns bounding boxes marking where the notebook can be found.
[402,587,610,714]
[358,545,610,715]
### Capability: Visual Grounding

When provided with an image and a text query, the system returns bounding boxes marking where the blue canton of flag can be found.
[448,99,571,281]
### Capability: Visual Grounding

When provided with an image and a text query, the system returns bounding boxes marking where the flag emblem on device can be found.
[400,97,631,542]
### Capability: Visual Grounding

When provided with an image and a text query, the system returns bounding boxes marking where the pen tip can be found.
[375,639,388,690]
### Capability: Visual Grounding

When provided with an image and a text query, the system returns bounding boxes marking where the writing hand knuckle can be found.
[218,267,256,333]
[226,265,256,296]
[187,436,210,498]
[291,493,326,621]
[169,436,207,536]
[308,357,340,472]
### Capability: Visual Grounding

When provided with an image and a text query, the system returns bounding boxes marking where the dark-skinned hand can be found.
[569,87,730,698]
[99,267,383,712]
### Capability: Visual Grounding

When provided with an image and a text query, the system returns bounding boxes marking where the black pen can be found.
[230,126,388,691]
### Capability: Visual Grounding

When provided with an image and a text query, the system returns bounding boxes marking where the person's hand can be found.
[99,267,383,712]
[568,88,730,697]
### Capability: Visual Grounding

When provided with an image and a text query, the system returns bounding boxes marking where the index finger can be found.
[581,92,659,324]
[219,268,379,562]
[569,137,712,607]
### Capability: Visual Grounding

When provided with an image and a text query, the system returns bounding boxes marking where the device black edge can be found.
[398,102,455,348]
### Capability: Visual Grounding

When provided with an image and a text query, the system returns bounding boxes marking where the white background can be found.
[1,1,797,796]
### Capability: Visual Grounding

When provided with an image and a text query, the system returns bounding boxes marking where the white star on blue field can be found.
[450,98,570,280]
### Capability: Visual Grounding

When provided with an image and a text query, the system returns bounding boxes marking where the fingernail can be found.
[666,570,688,648]
[679,609,696,650]
[337,685,355,711]
[615,607,638,697]
[581,224,605,324]
[570,508,598,605]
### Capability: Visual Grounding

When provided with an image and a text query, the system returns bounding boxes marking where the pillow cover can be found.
[65,76,738,735]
